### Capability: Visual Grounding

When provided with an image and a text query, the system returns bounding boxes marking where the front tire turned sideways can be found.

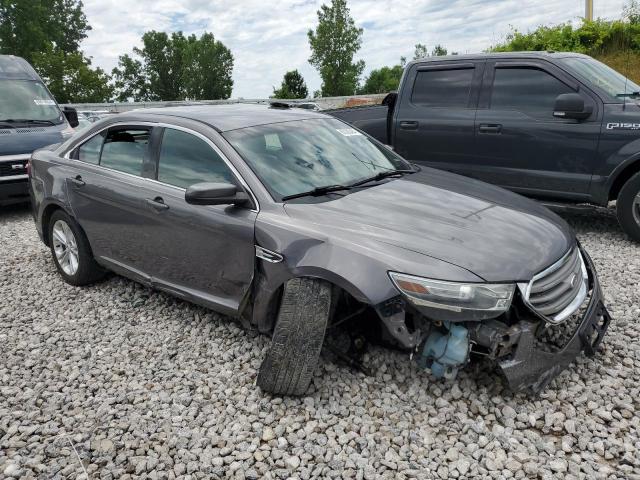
[257,278,332,396]
[48,210,103,286]
[617,172,640,243]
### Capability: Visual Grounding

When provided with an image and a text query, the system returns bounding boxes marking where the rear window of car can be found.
[411,68,474,107]
[98,128,150,176]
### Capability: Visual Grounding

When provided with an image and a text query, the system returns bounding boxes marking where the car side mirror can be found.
[553,93,592,121]
[63,106,79,128]
[185,182,250,206]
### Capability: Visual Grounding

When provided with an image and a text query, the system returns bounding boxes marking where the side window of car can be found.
[490,67,574,117]
[411,68,475,107]
[157,128,234,189]
[75,132,105,165]
[100,127,150,176]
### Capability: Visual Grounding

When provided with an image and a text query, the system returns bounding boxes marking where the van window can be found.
[157,128,233,189]
[0,80,62,123]
[100,128,150,176]
[411,68,474,107]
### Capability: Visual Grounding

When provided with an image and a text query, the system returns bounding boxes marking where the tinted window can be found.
[491,68,573,116]
[158,128,233,188]
[411,68,474,107]
[76,132,104,165]
[100,128,149,175]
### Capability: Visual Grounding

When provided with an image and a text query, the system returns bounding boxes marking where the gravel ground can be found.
[0,204,638,480]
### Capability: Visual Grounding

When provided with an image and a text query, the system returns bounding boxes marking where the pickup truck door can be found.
[392,60,483,174]
[472,60,601,199]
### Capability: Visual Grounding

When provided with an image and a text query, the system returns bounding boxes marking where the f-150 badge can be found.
[607,122,640,130]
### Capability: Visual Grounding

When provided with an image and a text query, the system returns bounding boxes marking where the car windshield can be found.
[0,80,63,123]
[559,56,640,101]
[224,118,412,201]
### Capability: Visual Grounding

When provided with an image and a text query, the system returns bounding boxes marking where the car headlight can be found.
[389,272,515,313]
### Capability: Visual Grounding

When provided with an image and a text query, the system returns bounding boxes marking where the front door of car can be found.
[138,126,257,316]
[473,60,601,199]
[392,61,483,174]
[66,125,162,281]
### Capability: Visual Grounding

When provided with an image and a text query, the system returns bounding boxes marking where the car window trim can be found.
[63,121,260,212]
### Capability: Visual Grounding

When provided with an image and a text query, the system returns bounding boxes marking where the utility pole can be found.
[585,0,593,21]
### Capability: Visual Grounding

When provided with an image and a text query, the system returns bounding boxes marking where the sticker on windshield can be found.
[34,99,56,106]
[336,128,363,137]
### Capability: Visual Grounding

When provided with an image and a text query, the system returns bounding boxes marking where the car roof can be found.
[0,55,42,81]
[405,51,590,67]
[132,103,328,132]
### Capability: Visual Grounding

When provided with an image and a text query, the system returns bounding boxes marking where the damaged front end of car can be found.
[375,245,611,393]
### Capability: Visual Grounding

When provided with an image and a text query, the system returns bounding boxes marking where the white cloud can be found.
[80,0,628,99]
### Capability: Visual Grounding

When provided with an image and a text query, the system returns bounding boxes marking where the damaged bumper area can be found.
[376,248,611,393]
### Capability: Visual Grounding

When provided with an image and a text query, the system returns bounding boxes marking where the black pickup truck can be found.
[328,52,640,241]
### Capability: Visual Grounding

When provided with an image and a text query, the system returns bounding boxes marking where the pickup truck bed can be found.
[325,104,389,144]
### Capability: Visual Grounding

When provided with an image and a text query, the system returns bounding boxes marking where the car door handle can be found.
[70,175,85,187]
[478,124,502,134]
[146,197,169,211]
[399,121,419,130]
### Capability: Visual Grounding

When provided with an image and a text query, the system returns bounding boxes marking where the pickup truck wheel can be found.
[48,210,104,286]
[257,278,332,396]
[617,172,640,242]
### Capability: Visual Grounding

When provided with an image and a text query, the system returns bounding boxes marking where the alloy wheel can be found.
[52,220,79,276]
[634,192,640,228]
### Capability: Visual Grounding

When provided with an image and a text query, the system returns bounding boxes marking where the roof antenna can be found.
[623,4,631,111]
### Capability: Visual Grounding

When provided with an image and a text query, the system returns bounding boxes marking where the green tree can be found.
[183,32,233,100]
[0,0,111,102]
[413,43,428,60]
[113,31,234,101]
[431,44,448,56]
[0,0,90,62]
[32,45,113,103]
[308,0,365,96]
[358,65,403,94]
[272,70,309,99]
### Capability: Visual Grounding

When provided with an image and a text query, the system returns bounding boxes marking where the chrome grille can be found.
[521,248,588,324]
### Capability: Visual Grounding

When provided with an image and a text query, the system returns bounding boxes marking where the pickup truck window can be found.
[559,56,640,102]
[411,68,474,107]
[491,67,573,117]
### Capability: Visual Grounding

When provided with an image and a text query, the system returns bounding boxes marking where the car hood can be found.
[283,169,575,282]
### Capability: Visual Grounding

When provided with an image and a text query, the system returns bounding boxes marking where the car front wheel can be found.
[617,172,640,243]
[257,277,332,396]
[48,209,104,286]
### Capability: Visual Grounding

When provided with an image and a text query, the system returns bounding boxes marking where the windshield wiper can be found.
[349,168,417,187]
[0,118,56,126]
[616,91,640,99]
[281,184,352,201]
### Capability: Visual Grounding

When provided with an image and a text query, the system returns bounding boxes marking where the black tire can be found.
[617,172,640,242]
[257,278,332,396]
[48,209,104,286]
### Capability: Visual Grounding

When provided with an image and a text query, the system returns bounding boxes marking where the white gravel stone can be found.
[1,205,639,478]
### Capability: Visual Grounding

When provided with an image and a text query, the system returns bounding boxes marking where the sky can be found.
[80,0,628,99]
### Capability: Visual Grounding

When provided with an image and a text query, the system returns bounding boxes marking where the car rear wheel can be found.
[257,278,332,396]
[617,172,640,243]
[48,210,104,286]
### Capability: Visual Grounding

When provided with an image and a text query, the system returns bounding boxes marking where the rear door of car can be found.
[65,124,163,283]
[135,125,257,316]
[392,59,484,174]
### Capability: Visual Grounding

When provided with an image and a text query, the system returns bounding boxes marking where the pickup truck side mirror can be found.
[553,93,592,121]
[63,106,79,128]
[185,182,250,206]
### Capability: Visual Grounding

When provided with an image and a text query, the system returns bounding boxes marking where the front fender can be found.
[592,137,640,204]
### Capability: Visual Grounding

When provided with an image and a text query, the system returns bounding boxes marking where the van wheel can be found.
[257,278,332,396]
[48,210,104,286]
[617,172,640,242]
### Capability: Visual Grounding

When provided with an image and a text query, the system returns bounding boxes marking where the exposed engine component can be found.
[417,322,470,379]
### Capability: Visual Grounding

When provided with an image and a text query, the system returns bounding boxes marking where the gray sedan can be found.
[28,104,610,395]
